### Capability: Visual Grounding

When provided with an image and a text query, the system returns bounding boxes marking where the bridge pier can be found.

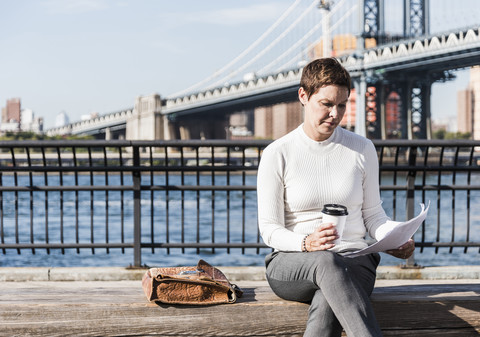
[105,127,111,141]
[126,94,165,140]
[349,74,434,140]
[254,102,303,140]
[377,83,387,140]
[363,79,433,140]
[395,79,433,140]
[356,0,433,140]
[354,75,367,138]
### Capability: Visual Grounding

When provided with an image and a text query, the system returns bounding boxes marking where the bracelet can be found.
[302,235,308,252]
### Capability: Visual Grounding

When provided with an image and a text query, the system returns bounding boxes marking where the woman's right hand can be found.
[304,223,339,252]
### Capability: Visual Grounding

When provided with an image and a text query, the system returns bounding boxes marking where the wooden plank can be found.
[1,280,479,336]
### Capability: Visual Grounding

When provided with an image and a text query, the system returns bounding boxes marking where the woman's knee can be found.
[267,277,317,302]
[309,251,346,274]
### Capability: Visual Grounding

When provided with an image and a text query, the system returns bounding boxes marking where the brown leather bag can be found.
[142,259,243,305]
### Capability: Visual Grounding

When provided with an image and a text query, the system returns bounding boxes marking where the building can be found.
[2,98,21,124]
[55,111,70,128]
[309,34,377,59]
[340,89,356,131]
[386,91,402,138]
[432,116,457,133]
[228,110,254,140]
[1,98,21,132]
[458,66,480,139]
[21,108,44,133]
[457,89,472,134]
[254,102,303,140]
[1,98,44,134]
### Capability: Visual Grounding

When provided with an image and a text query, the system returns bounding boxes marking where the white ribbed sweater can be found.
[257,125,389,253]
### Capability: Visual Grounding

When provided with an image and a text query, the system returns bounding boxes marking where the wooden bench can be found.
[1,278,479,336]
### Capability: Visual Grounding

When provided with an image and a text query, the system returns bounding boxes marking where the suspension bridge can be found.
[46,0,480,140]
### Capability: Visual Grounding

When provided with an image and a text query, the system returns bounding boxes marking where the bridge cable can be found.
[167,0,304,98]
[258,0,352,75]
[274,1,357,72]
[205,0,319,90]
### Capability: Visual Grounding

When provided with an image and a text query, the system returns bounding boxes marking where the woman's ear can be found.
[298,87,308,105]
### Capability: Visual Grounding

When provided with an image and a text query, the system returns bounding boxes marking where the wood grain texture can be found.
[1,280,479,336]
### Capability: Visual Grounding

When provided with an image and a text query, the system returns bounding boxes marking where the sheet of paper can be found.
[344,202,430,258]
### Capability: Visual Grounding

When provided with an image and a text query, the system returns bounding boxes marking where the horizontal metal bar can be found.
[141,243,269,249]
[2,138,480,147]
[380,165,480,172]
[0,139,271,147]
[372,139,480,147]
[144,185,257,191]
[2,163,478,173]
[0,165,259,172]
[0,185,134,192]
[416,242,480,248]
[380,185,480,191]
[0,185,257,192]
[0,166,137,172]
[417,185,480,191]
[0,243,134,249]
[2,241,477,250]
[2,138,480,148]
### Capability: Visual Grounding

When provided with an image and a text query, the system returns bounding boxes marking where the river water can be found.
[1,173,479,268]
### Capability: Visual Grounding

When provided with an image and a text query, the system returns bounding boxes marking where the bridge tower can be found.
[399,0,432,139]
[126,94,167,140]
[356,0,432,139]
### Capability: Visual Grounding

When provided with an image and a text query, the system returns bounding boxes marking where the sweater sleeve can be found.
[361,140,390,239]
[257,145,305,251]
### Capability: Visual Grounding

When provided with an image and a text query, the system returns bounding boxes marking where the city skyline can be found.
[1,0,478,130]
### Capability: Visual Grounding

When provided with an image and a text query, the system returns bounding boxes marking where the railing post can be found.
[132,145,142,267]
[405,146,417,267]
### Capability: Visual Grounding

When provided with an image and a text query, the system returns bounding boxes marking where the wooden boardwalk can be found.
[1,279,480,336]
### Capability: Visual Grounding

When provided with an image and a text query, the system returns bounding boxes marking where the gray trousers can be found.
[265,251,383,337]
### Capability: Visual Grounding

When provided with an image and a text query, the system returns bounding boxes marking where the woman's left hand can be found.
[386,239,415,259]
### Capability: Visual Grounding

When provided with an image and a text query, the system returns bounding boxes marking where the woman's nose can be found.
[329,106,338,119]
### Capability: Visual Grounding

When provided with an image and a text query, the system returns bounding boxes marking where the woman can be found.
[257,58,414,337]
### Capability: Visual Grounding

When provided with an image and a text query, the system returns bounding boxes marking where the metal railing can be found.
[0,139,479,267]
[375,139,480,266]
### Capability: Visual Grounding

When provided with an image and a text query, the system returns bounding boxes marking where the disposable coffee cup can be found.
[321,204,348,245]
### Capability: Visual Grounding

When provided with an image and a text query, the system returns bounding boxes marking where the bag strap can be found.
[231,283,244,298]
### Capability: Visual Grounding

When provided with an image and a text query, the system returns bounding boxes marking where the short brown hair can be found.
[300,58,351,100]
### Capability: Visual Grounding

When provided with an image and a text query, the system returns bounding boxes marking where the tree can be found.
[432,128,471,140]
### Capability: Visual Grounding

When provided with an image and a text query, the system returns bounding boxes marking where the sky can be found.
[0,0,477,130]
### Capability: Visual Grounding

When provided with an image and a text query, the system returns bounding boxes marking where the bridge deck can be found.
[1,278,480,336]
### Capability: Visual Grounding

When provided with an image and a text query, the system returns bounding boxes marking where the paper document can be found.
[345,202,430,258]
